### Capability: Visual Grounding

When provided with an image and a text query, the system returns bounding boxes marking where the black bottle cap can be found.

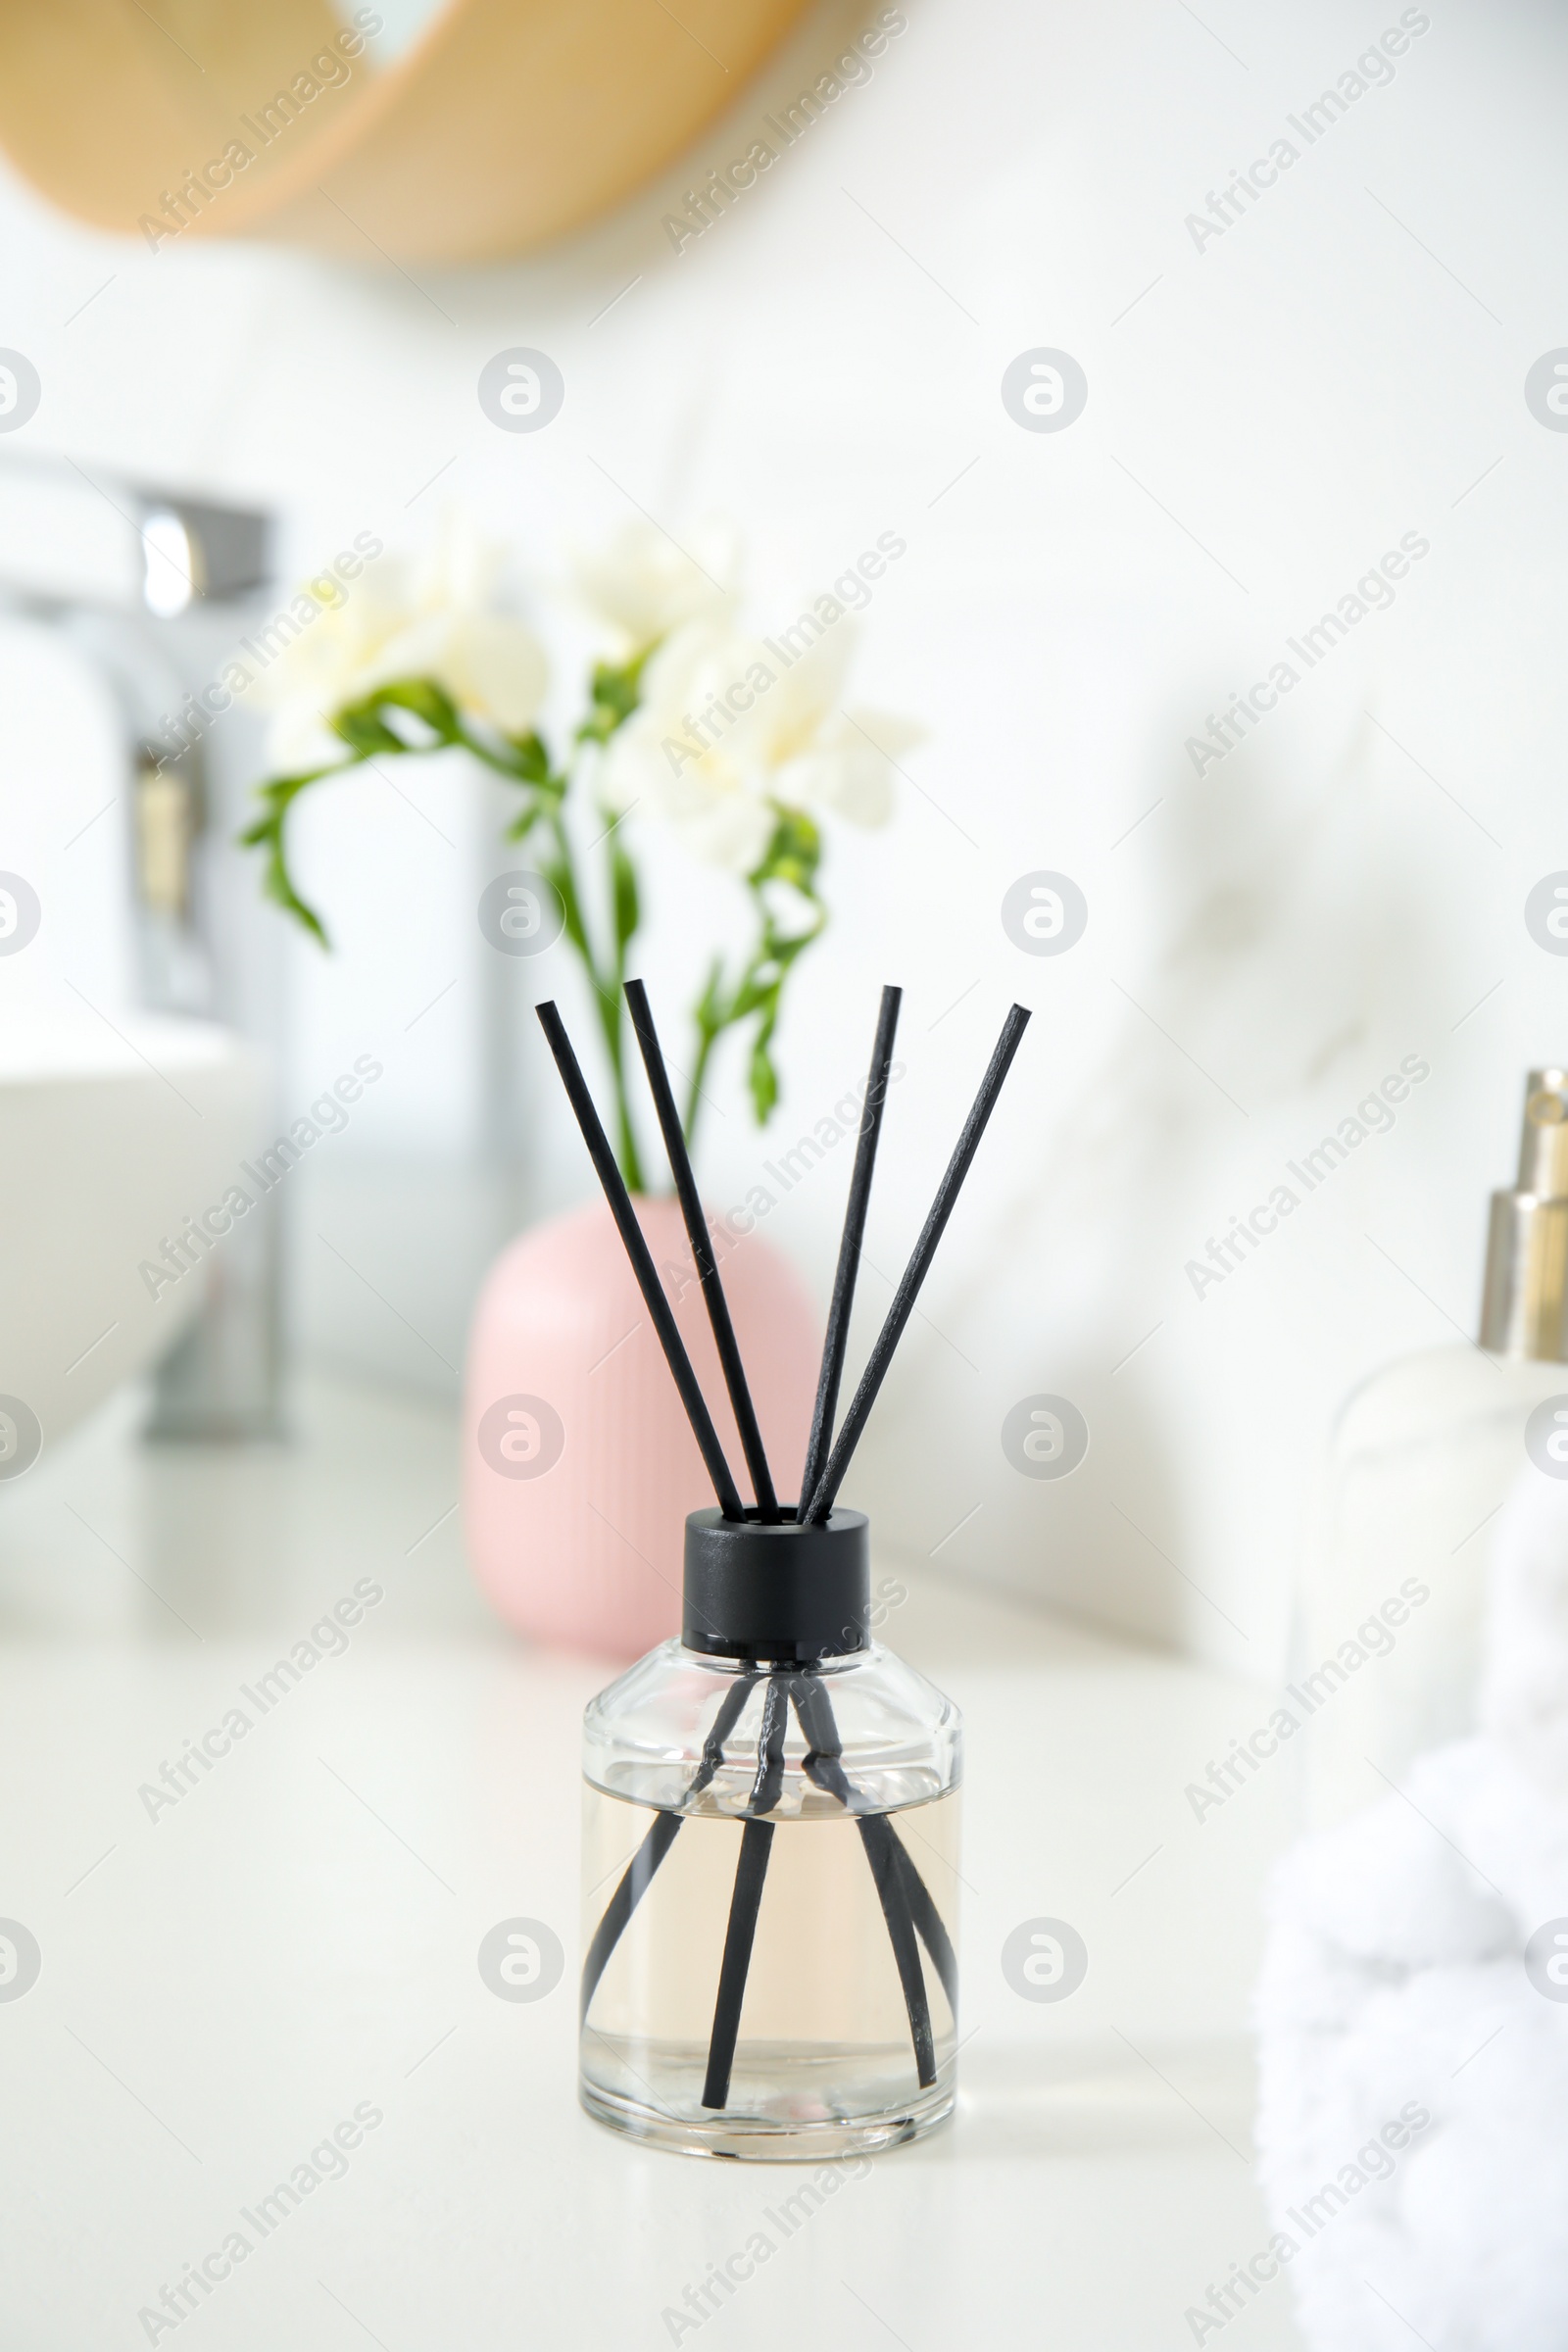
[682,1506,870,1662]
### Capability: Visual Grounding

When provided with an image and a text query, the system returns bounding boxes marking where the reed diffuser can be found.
[539,981,1030,2159]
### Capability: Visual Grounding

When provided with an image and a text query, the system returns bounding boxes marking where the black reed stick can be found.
[702,1820,774,2109]
[859,1816,936,2086]
[578,1810,682,2026]
[793,1676,955,2011]
[578,1671,760,2024]
[889,1829,957,2017]
[804,1003,1032,1522]
[700,1674,789,2109]
[797,985,902,1516]
[791,1670,858,1811]
[537,1000,746,1520]
[747,1672,790,1816]
[624,978,780,1523]
[793,1673,939,2080]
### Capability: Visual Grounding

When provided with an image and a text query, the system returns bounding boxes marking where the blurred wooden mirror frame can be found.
[0,0,815,264]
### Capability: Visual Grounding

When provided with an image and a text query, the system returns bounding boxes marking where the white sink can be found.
[0,1013,268,1474]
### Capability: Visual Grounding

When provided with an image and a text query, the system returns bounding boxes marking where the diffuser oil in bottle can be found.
[579,1641,961,2160]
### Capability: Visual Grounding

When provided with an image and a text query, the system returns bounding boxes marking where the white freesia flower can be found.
[245,514,548,769]
[573,518,739,653]
[775,708,924,828]
[601,613,921,872]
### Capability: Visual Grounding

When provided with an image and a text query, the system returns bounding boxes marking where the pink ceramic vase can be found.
[463,1197,821,1656]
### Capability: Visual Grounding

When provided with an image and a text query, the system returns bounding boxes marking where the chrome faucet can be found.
[0,459,285,1439]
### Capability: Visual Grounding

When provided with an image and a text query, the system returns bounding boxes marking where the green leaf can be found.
[235,761,363,949]
[261,841,329,948]
[329,679,468,762]
[748,1030,779,1125]
[694,952,726,1033]
[238,670,586,958]
[329,709,406,757]
[503,799,546,844]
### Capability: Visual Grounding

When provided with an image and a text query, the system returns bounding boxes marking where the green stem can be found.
[242,657,792,1199]
[593,962,644,1195]
[542,801,645,1193]
[679,809,827,1160]
[682,1018,719,1155]
[603,808,645,1191]
[465,728,647,1185]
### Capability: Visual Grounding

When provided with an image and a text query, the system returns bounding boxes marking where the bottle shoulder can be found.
[1329,1345,1565,1456]
[583,1640,961,1815]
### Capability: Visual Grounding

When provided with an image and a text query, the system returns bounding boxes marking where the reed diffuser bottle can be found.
[579,1514,961,2157]
[538,980,1029,2158]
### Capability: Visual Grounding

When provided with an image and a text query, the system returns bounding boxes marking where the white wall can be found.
[3,0,1566,1674]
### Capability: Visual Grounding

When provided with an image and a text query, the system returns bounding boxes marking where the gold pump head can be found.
[1479,1069,1568,1359]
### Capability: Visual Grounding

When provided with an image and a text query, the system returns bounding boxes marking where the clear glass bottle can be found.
[577,1508,961,2160]
[1297,1068,1568,1828]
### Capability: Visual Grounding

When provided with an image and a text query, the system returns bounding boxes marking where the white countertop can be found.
[0,1377,1301,2350]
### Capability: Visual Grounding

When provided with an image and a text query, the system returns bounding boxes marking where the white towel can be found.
[1254,1470,1568,2350]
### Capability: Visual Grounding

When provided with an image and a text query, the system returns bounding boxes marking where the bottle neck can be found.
[682,1507,870,1661]
[1480,1192,1568,1361]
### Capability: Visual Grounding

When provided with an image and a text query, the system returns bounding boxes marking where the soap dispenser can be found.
[1297,1068,1568,1828]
